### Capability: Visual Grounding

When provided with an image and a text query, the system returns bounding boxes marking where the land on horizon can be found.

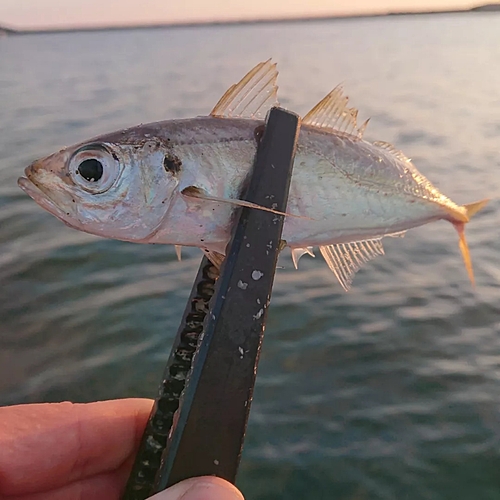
[0,2,499,35]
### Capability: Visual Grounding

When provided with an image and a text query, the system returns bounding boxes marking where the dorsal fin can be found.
[319,238,385,291]
[210,59,278,119]
[372,141,411,163]
[303,86,369,138]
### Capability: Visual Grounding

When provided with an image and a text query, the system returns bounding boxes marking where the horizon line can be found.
[1,3,499,34]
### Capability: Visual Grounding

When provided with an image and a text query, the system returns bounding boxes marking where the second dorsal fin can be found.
[210,59,279,119]
[372,141,412,163]
[303,86,369,138]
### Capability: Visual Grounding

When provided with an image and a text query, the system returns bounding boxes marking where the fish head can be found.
[18,137,180,242]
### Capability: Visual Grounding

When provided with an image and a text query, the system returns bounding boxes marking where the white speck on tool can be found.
[237,280,248,290]
[252,270,263,280]
[253,308,264,320]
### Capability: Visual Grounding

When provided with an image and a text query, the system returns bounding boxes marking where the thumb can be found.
[148,476,244,500]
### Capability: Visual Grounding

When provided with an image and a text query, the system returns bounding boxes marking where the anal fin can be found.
[386,230,406,238]
[203,249,225,270]
[175,245,182,261]
[319,239,385,291]
[291,247,315,269]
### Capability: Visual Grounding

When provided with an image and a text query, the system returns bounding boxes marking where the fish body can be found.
[18,61,488,290]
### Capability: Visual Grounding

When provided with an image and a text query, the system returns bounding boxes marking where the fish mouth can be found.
[18,174,76,226]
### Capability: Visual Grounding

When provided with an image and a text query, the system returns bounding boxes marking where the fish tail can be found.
[452,198,489,286]
[454,222,474,286]
[463,199,489,219]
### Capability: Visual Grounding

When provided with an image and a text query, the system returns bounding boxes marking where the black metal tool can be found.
[123,107,300,499]
[123,257,219,500]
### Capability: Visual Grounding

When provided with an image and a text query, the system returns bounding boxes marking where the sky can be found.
[0,0,481,29]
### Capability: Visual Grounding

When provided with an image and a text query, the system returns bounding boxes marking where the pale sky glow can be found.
[0,0,480,29]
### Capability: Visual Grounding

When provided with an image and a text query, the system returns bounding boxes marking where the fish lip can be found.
[17,175,75,225]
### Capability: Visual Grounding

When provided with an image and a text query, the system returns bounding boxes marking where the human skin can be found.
[0,399,243,500]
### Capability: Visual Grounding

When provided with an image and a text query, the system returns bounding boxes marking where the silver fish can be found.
[18,60,488,290]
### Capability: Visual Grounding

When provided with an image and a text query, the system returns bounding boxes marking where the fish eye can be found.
[69,144,121,194]
[77,159,103,182]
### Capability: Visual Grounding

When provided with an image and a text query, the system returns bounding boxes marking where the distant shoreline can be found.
[1,4,499,36]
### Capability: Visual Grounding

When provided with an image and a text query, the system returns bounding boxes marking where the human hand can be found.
[0,399,243,500]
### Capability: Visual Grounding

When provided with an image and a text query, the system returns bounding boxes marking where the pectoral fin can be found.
[181,186,310,220]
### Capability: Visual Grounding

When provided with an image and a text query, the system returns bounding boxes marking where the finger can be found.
[2,470,122,500]
[0,399,153,496]
[149,477,244,500]
[2,442,138,500]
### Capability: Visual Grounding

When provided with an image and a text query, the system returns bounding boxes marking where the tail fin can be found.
[463,199,489,219]
[453,198,489,286]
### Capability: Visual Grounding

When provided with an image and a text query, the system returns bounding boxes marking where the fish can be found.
[18,60,489,291]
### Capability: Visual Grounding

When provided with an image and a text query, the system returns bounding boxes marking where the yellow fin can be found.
[464,198,489,219]
[454,222,475,286]
[210,59,278,119]
[441,197,489,224]
[452,199,488,286]
[303,86,368,138]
